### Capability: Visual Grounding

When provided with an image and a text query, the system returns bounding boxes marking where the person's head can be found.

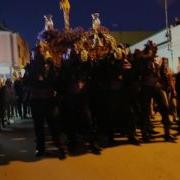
[124,44,131,58]
[44,59,54,72]
[161,57,169,68]
[144,40,157,55]
[133,49,142,60]
[5,79,12,87]
[30,50,35,60]
[35,45,44,55]
[0,77,5,87]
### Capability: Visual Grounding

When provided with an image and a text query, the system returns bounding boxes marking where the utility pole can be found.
[164,0,171,45]
[164,0,174,69]
[165,0,169,32]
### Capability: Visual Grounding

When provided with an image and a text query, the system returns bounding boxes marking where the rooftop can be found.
[111,31,156,46]
[0,22,10,31]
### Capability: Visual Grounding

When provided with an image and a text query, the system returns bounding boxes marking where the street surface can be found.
[1,116,180,180]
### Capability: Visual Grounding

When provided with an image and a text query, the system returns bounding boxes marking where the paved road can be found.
[1,118,180,180]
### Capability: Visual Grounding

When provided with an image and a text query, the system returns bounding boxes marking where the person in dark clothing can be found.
[139,41,175,142]
[0,81,6,130]
[110,47,140,145]
[29,46,67,158]
[14,74,24,119]
[89,52,113,146]
[130,49,144,131]
[175,70,180,131]
[59,51,101,154]
[160,57,177,122]
[23,63,33,119]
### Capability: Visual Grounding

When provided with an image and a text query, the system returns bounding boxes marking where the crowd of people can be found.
[1,39,180,159]
[0,75,31,130]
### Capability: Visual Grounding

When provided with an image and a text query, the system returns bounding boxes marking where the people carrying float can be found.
[24,1,179,159]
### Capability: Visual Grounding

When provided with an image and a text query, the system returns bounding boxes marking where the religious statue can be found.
[44,15,54,31]
[91,13,103,48]
[60,0,70,31]
[92,13,101,32]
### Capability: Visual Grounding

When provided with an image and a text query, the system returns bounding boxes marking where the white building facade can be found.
[130,24,180,73]
[0,30,29,76]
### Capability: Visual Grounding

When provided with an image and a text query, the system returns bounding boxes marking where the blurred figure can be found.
[175,69,180,132]
[29,46,67,158]
[4,79,16,123]
[139,41,175,142]
[160,57,177,122]
[0,80,6,130]
[14,73,24,119]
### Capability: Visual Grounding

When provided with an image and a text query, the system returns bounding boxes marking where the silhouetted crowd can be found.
[1,40,180,159]
[0,76,31,129]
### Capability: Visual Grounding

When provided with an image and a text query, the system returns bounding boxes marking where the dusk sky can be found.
[0,0,180,48]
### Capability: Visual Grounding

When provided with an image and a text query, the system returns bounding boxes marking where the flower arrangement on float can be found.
[36,0,122,66]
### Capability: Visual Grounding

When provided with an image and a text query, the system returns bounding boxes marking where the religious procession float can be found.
[36,0,128,66]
